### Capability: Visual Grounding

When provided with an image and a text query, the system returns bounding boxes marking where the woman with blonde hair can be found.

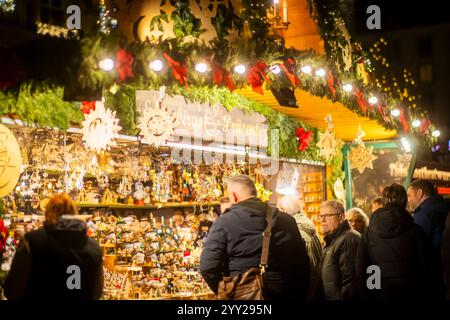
[278,194,322,300]
[4,193,103,300]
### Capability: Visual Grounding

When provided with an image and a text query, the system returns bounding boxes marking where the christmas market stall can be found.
[0,0,442,299]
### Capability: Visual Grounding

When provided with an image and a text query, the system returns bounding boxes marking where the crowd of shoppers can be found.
[2,176,449,301]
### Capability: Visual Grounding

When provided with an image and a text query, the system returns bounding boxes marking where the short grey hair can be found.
[320,200,345,215]
[227,175,257,196]
[345,208,369,227]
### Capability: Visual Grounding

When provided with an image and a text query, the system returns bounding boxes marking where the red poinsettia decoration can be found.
[295,127,312,151]
[81,101,96,114]
[247,61,270,95]
[115,48,134,82]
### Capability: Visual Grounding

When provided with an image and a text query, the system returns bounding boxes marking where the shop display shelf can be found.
[75,202,220,209]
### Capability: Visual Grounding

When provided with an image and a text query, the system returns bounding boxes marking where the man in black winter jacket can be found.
[319,200,360,300]
[4,194,103,300]
[407,179,449,298]
[200,175,310,300]
[357,183,431,300]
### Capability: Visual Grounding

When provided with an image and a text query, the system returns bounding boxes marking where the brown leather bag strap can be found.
[260,205,274,270]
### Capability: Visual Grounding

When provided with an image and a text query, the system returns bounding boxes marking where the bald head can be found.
[227,175,257,204]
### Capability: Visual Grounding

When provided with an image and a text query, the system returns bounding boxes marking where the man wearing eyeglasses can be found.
[319,200,360,300]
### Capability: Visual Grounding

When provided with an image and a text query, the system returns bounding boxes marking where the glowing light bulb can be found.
[343,83,353,92]
[368,96,378,105]
[301,65,312,74]
[391,109,400,117]
[149,59,163,72]
[270,65,281,74]
[412,120,421,128]
[99,58,114,71]
[431,130,441,138]
[315,68,326,77]
[234,64,246,74]
[195,62,208,73]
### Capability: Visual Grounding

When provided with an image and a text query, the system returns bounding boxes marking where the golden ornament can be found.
[349,144,378,174]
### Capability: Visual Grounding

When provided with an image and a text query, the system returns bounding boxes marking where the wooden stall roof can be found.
[236,87,397,142]
[236,0,397,142]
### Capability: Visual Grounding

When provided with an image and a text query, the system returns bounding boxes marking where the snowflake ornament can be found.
[81,101,121,153]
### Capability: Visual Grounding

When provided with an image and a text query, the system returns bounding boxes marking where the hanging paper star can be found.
[349,126,377,174]
[316,114,342,162]
[349,144,378,174]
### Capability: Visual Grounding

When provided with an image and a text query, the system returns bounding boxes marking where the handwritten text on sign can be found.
[136,90,268,148]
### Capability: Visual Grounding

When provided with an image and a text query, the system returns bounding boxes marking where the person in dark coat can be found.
[357,183,431,300]
[443,208,450,299]
[200,175,311,300]
[319,200,360,300]
[407,179,449,298]
[4,193,103,300]
[278,195,323,300]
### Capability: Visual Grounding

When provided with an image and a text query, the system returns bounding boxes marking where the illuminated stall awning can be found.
[236,87,397,142]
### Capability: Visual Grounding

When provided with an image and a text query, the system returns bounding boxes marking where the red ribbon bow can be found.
[377,103,392,125]
[115,48,134,82]
[247,61,270,95]
[81,101,96,114]
[327,73,336,98]
[353,89,370,115]
[295,128,313,151]
[280,58,300,87]
[419,118,431,135]
[399,109,410,133]
[163,53,188,88]
[212,62,235,92]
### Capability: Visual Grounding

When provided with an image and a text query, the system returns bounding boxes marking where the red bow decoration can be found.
[279,58,300,87]
[0,219,8,251]
[353,89,370,115]
[247,61,270,95]
[81,101,96,114]
[295,128,313,151]
[377,103,392,125]
[163,53,188,88]
[327,73,336,98]
[212,61,235,92]
[183,250,191,257]
[115,48,134,82]
[399,109,410,133]
[419,118,431,135]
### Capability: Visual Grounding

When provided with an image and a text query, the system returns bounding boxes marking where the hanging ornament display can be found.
[138,87,177,147]
[0,0,15,13]
[98,0,117,34]
[316,114,342,162]
[349,127,378,174]
[81,101,121,153]
[295,127,312,152]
